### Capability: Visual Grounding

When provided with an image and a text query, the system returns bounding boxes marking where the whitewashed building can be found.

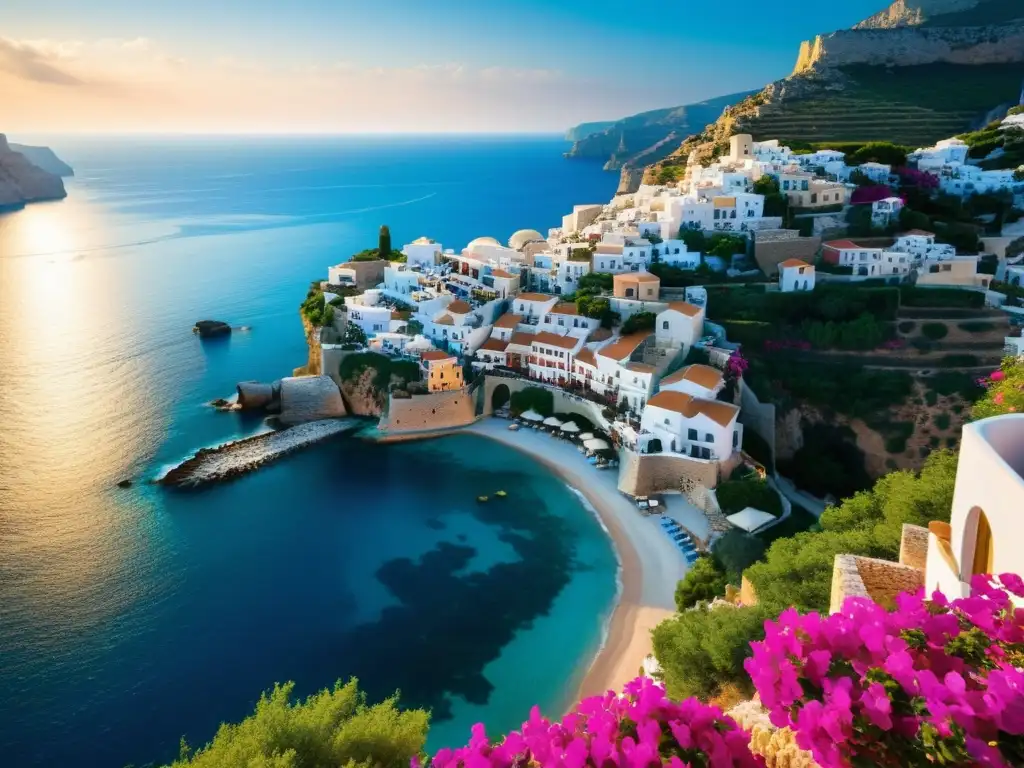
[640,390,741,461]
[779,259,815,292]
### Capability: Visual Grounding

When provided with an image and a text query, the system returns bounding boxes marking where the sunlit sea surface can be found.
[0,136,620,767]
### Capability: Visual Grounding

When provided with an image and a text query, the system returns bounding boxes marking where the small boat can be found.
[495,490,507,498]
[477,495,489,503]
[508,423,520,431]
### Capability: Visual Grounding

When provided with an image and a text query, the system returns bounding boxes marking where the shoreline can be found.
[461,420,682,702]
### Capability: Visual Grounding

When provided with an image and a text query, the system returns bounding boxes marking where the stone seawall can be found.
[617,452,720,497]
[794,24,1024,73]
[379,389,476,434]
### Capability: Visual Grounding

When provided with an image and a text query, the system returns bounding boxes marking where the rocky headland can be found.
[9,143,74,177]
[0,134,67,210]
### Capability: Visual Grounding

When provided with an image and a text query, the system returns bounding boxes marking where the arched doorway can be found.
[491,383,511,413]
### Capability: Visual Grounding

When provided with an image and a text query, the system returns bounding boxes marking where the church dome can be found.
[467,236,502,251]
[508,229,546,251]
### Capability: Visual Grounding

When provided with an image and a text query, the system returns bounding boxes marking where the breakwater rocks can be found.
[159,419,358,488]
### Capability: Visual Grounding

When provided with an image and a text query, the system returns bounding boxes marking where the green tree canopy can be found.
[576,272,613,295]
[620,311,656,335]
[379,225,392,258]
[679,229,707,253]
[168,679,428,768]
[711,530,767,582]
[674,557,728,611]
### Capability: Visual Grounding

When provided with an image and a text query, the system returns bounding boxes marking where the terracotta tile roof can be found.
[435,314,454,326]
[508,332,535,348]
[597,332,651,361]
[532,331,582,350]
[551,302,579,315]
[595,244,624,255]
[447,299,473,314]
[614,271,660,284]
[665,302,702,317]
[646,390,739,426]
[421,350,455,362]
[477,338,509,353]
[576,348,597,366]
[823,239,863,250]
[779,258,812,269]
[494,313,522,328]
[516,292,557,303]
[902,229,936,237]
[588,327,613,342]
[713,197,737,208]
[625,362,656,374]
[490,269,516,279]
[391,310,403,319]
[661,364,723,389]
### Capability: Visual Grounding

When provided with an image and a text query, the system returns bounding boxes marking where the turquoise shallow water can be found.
[0,136,619,766]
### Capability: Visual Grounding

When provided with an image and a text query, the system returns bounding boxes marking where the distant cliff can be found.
[0,135,67,210]
[564,91,757,171]
[9,144,74,177]
[565,121,616,142]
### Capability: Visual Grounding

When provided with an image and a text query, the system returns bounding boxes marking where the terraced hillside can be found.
[744,63,1024,147]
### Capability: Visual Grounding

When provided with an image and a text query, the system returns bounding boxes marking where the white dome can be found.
[508,229,546,251]
[467,236,502,251]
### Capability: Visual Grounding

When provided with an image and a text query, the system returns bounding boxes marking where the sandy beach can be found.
[466,419,703,700]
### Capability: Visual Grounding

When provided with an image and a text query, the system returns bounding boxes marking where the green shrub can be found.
[899,287,985,308]
[927,371,981,401]
[921,322,949,340]
[933,412,952,430]
[620,311,657,335]
[168,679,428,768]
[897,321,916,334]
[509,387,555,417]
[712,530,768,581]
[339,353,419,391]
[674,557,728,610]
[884,421,915,454]
[925,390,939,406]
[715,478,783,518]
[938,354,979,367]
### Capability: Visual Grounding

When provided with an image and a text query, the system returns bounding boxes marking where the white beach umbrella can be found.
[726,507,776,533]
[521,410,544,422]
[584,438,610,451]
[578,432,595,441]
[543,416,564,427]
[560,421,580,433]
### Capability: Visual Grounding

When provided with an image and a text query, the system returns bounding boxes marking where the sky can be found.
[0,0,891,134]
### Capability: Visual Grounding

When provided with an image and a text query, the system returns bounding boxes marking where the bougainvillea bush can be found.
[423,676,762,768]
[745,574,1024,768]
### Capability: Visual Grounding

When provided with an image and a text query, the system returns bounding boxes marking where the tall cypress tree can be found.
[378,225,392,259]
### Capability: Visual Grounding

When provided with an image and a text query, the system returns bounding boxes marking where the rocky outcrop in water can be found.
[0,134,67,210]
[8,143,74,177]
[193,320,232,338]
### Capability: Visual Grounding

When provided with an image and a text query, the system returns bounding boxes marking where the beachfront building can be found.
[657,364,724,399]
[472,337,509,371]
[639,390,742,461]
[402,237,444,269]
[778,259,815,292]
[829,414,1024,612]
[420,349,463,392]
[579,332,656,413]
[528,332,587,385]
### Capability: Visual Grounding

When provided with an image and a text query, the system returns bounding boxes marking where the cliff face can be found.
[793,22,1024,74]
[854,0,982,29]
[9,144,74,177]
[0,134,67,210]
[565,121,616,142]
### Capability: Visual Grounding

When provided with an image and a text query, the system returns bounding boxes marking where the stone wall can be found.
[752,230,821,277]
[899,523,930,570]
[794,24,1024,73]
[379,389,476,434]
[830,553,924,613]
[617,452,719,497]
[479,376,608,426]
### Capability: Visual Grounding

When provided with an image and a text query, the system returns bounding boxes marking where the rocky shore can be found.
[0,134,67,209]
[159,419,358,488]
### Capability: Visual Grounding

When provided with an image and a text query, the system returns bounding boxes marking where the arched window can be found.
[969,507,994,577]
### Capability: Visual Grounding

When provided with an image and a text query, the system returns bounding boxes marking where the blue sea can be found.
[0,136,620,767]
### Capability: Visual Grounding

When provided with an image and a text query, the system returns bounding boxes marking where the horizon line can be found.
[8,130,574,139]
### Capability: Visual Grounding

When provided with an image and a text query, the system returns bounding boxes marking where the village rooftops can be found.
[665,302,702,317]
[516,292,557,302]
[625,362,656,374]
[508,332,535,348]
[446,299,473,314]
[597,332,651,361]
[532,331,584,350]
[823,239,867,250]
[779,258,812,269]
[435,314,454,326]
[477,338,509,352]
[576,348,597,366]
[494,313,522,328]
[489,269,516,279]
[661,364,723,389]
[646,390,739,427]
[550,302,579,315]
[421,350,456,362]
[595,244,624,255]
